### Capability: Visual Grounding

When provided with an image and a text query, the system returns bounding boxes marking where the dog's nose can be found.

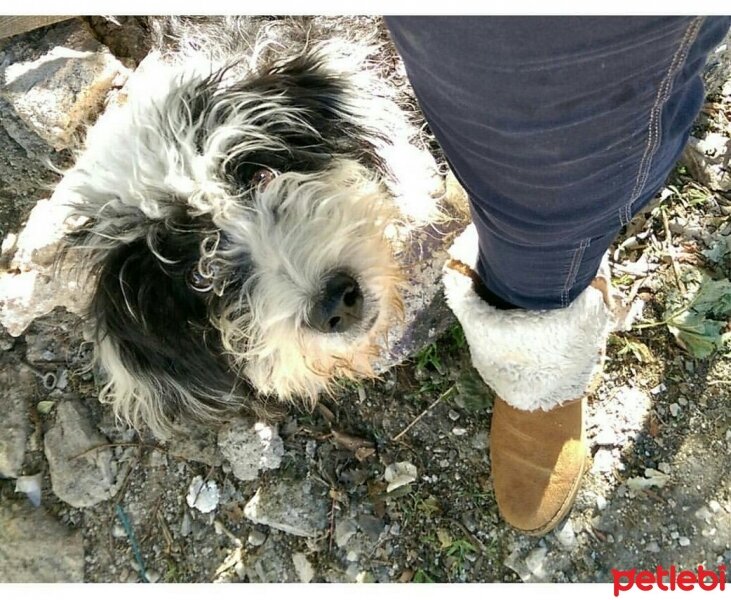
[308,272,364,334]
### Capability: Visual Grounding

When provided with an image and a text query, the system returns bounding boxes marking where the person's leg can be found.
[386,16,730,310]
[386,16,731,535]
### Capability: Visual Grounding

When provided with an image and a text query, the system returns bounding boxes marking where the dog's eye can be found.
[251,168,277,189]
[187,268,213,293]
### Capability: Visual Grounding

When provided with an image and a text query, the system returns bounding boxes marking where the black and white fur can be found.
[59,17,443,437]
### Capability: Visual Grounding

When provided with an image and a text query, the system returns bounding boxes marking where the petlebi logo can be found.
[612,564,727,596]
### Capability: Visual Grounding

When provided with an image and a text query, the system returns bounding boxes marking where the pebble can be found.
[145,570,161,583]
[554,520,577,550]
[384,462,418,493]
[645,541,661,553]
[708,500,721,513]
[180,512,192,537]
[14,473,42,507]
[591,449,615,474]
[451,427,467,436]
[669,404,680,417]
[186,476,220,514]
[657,462,672,474]
[678,536,691,547]
[112,523,127,539]
[596,495,608,511]
[448,410,460,421]
[525,546,549,578]
[292,552,314,583]
[334,519,358,548]
[357,514,386,541]
[247,530,267,546]
[695,506,713,522]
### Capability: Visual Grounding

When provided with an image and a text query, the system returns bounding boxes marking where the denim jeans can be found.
[386,17,731,310]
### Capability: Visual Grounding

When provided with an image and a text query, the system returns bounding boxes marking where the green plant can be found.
[445,538,477,574]
[413,569,436,583]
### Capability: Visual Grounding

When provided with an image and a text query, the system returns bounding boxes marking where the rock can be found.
[43,400,120,507]
[678,536,691,547]
[180,512,192,537]
[626,468,670,492]
[709,500,722,513]
[384,461,418,493]
[553,519,577,550]
[645,541,661,553]
[669,403,681,417]
[695,506,713,523]
[217,419,284,481]
[247,530,267,547]
[525,546,549,579]
[0,19,128,151]
[244,477,329,537]
[357,514,386,542]
[292,552,315,583]
[14,473,42,507]
[702,26,731,96]
[373,171,470,371]
[0,19,129,338]
[591,449,615,475]
[0,187,91,337]
[682,133,731,192]
[334,518,358,548]
[186,476,220,514]
[0,366,33,478]
[0,499,84,582]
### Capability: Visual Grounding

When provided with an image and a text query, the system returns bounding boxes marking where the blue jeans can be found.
[386,17,731,310]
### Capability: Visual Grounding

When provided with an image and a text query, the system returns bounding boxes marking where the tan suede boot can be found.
[490,397,586,536]
[442,225,640,536]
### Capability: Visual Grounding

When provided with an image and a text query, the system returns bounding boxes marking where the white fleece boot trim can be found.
[443,225,638,412]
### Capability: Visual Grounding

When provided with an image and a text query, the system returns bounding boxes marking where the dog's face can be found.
[62,49,403,435]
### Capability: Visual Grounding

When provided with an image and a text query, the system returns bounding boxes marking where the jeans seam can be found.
[561,238,590,308]
[619,16,704,227]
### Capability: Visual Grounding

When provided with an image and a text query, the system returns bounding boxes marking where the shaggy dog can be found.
[58,17,446,437]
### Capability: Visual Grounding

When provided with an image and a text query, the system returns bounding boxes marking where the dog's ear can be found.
[84,231,238,438]
[264,52,388,169]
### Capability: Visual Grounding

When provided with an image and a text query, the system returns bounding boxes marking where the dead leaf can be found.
[331,429,375,452]
[354,447,376,462]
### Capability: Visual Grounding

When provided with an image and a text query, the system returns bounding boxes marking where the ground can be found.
[0,16,729,584]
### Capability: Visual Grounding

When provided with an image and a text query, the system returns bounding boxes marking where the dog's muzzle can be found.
[308,271,364,334]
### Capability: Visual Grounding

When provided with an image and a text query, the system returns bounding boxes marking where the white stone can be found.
[186,476,220,514]
[384,461,418,493]
[291,552,315,583]
[217,419,284,482]
[0,20,129,151]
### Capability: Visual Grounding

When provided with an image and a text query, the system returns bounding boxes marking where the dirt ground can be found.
[0,16,729,584]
